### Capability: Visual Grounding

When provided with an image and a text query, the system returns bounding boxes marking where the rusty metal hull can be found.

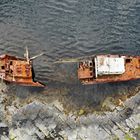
[0,54,44,87]
[78,54,140,85]
[5,80,44,87]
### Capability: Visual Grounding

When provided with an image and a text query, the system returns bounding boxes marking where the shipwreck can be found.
[0,47,44,87]
[78,54,140,85]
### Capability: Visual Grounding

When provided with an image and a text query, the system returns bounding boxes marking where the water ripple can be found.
[0,0,139,84]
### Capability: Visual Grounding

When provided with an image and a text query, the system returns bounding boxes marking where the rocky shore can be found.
[0,83,140,140]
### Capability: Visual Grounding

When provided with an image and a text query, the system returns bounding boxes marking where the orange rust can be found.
[78,55,140,85]
[0,54,44,87]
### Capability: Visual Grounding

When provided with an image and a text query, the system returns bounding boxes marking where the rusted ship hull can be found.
[0,54,44,87]
[78,55,140,85]
[5,80,44,87]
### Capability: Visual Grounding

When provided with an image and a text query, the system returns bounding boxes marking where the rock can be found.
[52,100,64,112]
[126,118,135,128]
[1,135,9,140]
[23,120,37,135]
[34,118,49,137]
[102,97,116,111]
[58,131,68,140]
[12,101,46,122]
[0,123,9,136]
[9,128,34,140]
[34,128,45,140]
[0,86,139,140]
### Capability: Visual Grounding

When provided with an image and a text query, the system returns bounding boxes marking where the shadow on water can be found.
[1,58,140,115]
[7,84,45,99]
[42,62,140,113]
[56,79,140,113]
[6,62,140,114]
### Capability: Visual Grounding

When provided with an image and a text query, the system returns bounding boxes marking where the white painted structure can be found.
[94,55,125,77]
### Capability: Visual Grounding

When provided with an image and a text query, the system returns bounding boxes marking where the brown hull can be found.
[5,80,45,87]
[78,55,140,85]
[80,77,140,85]
[0,54,45,87]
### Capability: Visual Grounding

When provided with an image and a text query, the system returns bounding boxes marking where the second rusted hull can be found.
[78,55,140,85]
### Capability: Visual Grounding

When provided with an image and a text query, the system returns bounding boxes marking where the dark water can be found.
[1,0,140,111]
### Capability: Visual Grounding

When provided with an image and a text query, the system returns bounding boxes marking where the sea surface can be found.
[0,0,140,110]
